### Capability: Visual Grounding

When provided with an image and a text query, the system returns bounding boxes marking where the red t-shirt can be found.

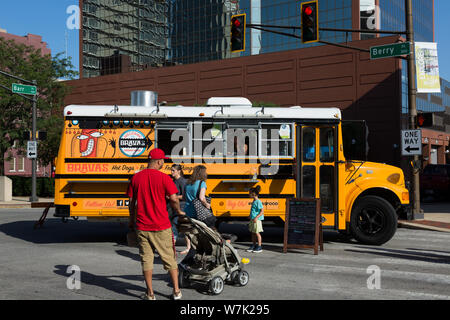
[127,169,178,231]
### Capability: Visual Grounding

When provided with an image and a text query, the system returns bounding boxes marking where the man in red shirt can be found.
[127,148,185,300]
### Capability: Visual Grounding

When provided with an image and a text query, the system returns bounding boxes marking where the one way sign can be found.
[401,129,422,156]
[27,141,37,159]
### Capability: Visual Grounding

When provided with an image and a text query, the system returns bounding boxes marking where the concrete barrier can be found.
[0,176,12,202]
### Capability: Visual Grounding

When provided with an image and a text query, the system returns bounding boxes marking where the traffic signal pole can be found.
[405,0,422,219]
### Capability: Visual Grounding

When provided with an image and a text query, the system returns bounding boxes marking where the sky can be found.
[0,0,449,80]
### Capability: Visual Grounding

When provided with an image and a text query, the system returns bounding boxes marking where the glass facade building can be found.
[81,0,170,78]
[169,0,236,65]
[378,0,434,42]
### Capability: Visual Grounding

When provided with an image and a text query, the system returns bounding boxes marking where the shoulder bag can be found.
[192,181,214,222]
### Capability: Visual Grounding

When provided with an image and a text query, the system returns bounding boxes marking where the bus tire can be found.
[350,195,397,246]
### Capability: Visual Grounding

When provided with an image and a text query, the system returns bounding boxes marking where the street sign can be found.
[27,141,37,159]
[12,83,37,95]
[370,42,411,60]
[401,129,422,156]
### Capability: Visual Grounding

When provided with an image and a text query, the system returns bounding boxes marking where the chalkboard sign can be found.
[283,198,323,255]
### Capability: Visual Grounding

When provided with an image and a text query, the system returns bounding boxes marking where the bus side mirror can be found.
[346,162,356,171]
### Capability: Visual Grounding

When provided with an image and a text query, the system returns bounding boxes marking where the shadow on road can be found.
[345,246,450,265]
[53,264,176,300]
[0,218,356,248]
[219,222,356,253]
[0,218,129,244]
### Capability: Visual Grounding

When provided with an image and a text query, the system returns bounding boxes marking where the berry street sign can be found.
[370,42,411,60]
[12,83,37,95]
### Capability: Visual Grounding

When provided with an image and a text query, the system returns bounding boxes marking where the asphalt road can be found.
[0,208,449,300]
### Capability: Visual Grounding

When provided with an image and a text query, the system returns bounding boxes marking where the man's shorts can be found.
[136,228,177,272]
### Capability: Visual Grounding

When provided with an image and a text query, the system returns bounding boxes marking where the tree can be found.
[0,37,77,175]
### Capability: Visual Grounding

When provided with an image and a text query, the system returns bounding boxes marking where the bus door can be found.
[296,125,338,228]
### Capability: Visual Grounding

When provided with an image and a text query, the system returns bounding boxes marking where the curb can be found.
[0,204,32,209]
[398,221,450,233]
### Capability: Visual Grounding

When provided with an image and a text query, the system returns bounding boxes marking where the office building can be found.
[80,0,170,78]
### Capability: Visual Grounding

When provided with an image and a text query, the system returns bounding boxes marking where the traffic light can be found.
[231,13,246,53]
[301,0,319,44]
[22,130,47,141]
[416,113,434,127]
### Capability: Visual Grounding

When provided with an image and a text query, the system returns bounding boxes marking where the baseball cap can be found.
[148,148,169,160]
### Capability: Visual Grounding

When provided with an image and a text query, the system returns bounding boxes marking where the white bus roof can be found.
[64,104,341,120]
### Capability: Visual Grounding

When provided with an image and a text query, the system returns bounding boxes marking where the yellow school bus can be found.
[54,95,410,245]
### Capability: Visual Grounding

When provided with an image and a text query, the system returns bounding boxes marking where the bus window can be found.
[302,127,316,162]
[320,127,334,163]
[260,123,294,157]
[342,120,368,161]
[320,165,334,213]
[156,122,189,157]
[226,127,258,157]
[192,122,225,157]
[302,165,316,198]
[156,129,179,157]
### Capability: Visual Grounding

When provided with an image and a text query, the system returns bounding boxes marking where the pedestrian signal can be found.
[416,113,434,128]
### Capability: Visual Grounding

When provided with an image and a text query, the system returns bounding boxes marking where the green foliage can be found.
[8,176,54,197]
[0,38,78,175]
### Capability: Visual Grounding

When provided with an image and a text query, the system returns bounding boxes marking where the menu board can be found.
[283,198,323,255]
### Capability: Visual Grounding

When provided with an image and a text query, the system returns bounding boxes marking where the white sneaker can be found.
[173,290,182,300]
[141,292,156,300]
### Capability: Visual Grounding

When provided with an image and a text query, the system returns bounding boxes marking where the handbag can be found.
[192,181,214,222]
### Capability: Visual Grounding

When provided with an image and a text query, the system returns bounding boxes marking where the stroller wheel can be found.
[209,276,224,295]
[178,265,189,288]
[230,270,239,284]
[237,270,249,286]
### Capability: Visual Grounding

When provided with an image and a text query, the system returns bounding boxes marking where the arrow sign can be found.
[27,141,37,159]
[401,129,422,156]
[405,146,419,153]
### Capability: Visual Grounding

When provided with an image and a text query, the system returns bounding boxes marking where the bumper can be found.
[398,203,412,220]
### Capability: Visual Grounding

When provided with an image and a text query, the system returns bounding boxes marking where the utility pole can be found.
[405,0,422,219]
[30,80,38,203]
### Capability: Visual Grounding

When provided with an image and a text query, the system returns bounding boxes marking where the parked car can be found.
[420,164,450,200]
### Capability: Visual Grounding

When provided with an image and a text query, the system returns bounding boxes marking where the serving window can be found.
[260,123,294,158]
[156,120,294,159]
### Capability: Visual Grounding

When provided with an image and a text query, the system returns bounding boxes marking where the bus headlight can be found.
[387,173,401,184]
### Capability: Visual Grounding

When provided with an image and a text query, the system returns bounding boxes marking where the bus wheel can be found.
[350,196,397,246]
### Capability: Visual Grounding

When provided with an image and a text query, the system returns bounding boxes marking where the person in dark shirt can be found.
[169,164,186,242]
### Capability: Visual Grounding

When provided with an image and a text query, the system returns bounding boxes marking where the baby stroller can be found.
[176,215,249,295]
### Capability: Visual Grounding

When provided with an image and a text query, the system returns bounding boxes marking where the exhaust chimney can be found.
[131,91,158,107]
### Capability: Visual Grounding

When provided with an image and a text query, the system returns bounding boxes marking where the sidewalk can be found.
[398,213,450,233]
[397,201,450,233]
[0,197,54,208]
[1,197,449,233]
